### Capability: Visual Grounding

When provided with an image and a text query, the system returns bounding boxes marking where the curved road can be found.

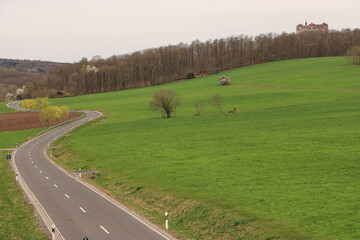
[7,101,170,240]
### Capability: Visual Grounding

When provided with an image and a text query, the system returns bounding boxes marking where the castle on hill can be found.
[296,21,328,34]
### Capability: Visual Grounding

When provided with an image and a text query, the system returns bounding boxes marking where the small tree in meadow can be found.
[149,89,181,118]
[212,94,223,113]
[346,46,360,65]
[195,100,205,116]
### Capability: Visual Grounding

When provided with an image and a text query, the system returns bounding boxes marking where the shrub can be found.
[219,75,231,86]
[186,72,195,79]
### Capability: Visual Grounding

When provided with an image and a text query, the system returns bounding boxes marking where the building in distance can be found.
[296,21,328,34]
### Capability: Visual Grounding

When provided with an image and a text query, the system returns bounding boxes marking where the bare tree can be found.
[212,94,223,113]
[195,100,205,116]
[346,46,360,65]
[149,89,181,118]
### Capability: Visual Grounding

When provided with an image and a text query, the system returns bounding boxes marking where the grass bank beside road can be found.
[0,128,45,149]
[0,151,48,240]
[50,57,360,239]
[0,102,14,114]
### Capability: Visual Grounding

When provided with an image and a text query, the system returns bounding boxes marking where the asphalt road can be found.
[7,101,170,240]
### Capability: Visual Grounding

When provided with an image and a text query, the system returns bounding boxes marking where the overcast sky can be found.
[1,0,359,63]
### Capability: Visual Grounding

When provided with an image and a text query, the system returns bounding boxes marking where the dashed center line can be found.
[54,184,58,188]
[46,176,49,180]
[79,207,86,213]
[39,170,42,173]
[35,165,37,168]
[100,226,110,234]
[31,161,34,163]
[65,194,70,199]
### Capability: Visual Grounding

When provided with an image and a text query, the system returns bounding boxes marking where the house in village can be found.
[56,90,71,97]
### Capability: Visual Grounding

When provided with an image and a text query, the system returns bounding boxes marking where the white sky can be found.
[0,0,359,63]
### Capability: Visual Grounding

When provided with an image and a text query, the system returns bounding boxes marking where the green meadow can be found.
[0,128,45,149]
[49,57,360,239]
[0,151,48,240]
[0,102,14,114]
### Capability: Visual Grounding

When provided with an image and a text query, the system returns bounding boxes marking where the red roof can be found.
[297,22,328,29]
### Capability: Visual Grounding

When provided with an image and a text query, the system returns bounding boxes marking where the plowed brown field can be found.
[0,112,80,132]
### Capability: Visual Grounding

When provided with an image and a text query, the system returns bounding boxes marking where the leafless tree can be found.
[346,46,360,65]
[149,89,181,118]
[212,94,223,113]
[195,100,205,116]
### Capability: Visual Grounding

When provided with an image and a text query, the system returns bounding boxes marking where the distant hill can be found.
[0,58,65,101]
[0,58,63,73]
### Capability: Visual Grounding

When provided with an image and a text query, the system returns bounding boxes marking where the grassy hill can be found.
[50,57,360,239]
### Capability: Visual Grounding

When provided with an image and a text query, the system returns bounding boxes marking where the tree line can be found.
[25,29,360,98]
[0,59,62,101]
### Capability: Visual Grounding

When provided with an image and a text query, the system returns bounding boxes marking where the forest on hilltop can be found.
[0,59,63,101]
[19,29,360,98]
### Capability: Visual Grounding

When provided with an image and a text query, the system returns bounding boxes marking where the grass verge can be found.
[0,151,48,240]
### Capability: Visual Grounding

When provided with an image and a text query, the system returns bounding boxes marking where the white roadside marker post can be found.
[79,168,82,178]
[165,212,168,230]
[50,151,52,158]
[16,142,18,148]
[51,223,55,240]
[15,172,18,182]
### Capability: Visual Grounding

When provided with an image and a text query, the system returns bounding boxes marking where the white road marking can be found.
[100,226,110,234]
[79,207,86,213]
[35,165,37,168]
[39,170,42,173]
[46,176,49,180]
[54,184,58,188]
[31,161,34,163]
[65,194,70,199]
